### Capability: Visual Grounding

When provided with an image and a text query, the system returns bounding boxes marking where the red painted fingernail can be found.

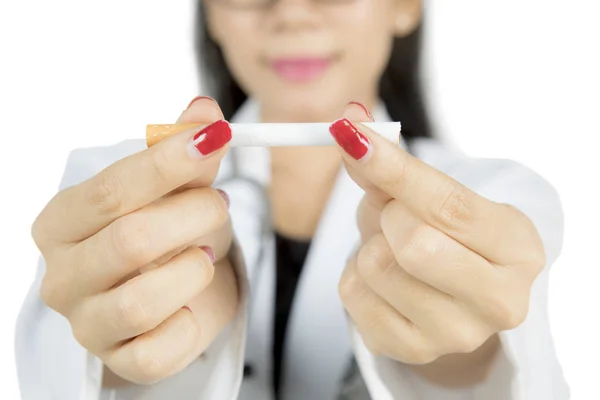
[187,96,216,110]
[216,189,230,208]
[329,118,372,161]
[348,101,375,121]
[182,305,193,314]
[188,120,231,157]
[199,246,216,263]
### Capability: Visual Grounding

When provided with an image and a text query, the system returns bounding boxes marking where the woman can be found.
[16,0,569,399]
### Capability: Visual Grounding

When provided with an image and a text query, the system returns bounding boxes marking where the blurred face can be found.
[204,0,422,121]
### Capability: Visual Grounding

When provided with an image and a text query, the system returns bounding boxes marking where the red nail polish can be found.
[329,118,372,160]
[190,120,231,157]
[200,246,216,263]
[348,101,375,121]
[182,305,193,314]
[187,96,216,110]
[216,189,230,208]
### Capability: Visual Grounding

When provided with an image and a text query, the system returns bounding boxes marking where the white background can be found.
[1,0,599,399]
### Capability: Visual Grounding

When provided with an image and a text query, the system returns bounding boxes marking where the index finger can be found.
[36,103,231,244]
[330,118,522,263]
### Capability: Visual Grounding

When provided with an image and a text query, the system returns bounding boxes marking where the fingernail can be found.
[329,118,372,161]
[187,120,232,158]
[182,305,193,314]
[216,189,230,208]
[199,246,216,263]
[187,96,216,110]
[348,101,375,121]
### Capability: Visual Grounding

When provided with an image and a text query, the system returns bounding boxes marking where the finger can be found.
[35,98,230,245]
[103,307,203,385]
[176,96,226,190]
[103,256,239,384]
[141,218,233,273]
[186,255,240,337]
[355,233,454,325]
[379,200,530,328]
[338,257,435,364]
[71,246,215,353]
[355,233,492,354]
[329,114,525,265]
[74,186,229,293]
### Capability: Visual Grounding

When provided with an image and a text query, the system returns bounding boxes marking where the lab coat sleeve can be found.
[15,143,250,400]
[352,141,570,400]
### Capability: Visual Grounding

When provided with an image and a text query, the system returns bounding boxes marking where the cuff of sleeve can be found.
[82,353,104,400]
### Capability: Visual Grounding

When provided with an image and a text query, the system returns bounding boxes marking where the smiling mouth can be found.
[269,56,337,83]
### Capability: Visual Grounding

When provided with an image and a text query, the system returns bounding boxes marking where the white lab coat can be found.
[16,100,570,400]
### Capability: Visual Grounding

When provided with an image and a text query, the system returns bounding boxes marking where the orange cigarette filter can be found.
[146,123,202,148]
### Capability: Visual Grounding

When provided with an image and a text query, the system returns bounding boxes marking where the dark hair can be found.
[194,3,432,141]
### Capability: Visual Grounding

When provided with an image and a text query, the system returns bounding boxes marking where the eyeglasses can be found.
[208,0,357,10]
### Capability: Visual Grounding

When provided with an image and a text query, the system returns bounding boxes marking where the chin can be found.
[261,81,349,122]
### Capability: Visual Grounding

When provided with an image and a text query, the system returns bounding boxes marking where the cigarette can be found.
[146,122,401,148]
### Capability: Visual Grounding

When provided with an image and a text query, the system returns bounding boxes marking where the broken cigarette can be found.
[146,122,401,148]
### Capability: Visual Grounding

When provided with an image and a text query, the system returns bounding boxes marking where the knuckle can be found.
[188,188,229,230]
[447,325,487,354]
[356,237,394,281]
[111,216,152,265]
[523,231,547,273]
[379,156,410,195]
[436,184,473,231]
[205,189,229,224]
[399,226,439,273]
[39,275,63,311]
[358,313,438,364]
[177,311,203,347]
[485,291,529,330]
[31,215,48,249]
[529,248,547,274]
[190,249,215,284]
[115,290,152,331]
[131,346,170,383]
[507,206,548,272]
[338,268,364,303]
[389,340,437,365]
[87,172,125,216]
[148,146,172,184]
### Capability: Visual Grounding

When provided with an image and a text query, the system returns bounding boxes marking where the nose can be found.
[268,0,322,32]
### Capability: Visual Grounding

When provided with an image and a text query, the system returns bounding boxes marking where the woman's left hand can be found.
[330,103,547,365]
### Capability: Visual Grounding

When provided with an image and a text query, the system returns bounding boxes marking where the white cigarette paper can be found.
[228,122,401,147]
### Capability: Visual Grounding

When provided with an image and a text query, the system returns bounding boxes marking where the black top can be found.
[272,231,312,398]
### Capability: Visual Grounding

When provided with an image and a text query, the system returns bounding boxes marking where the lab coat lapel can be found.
[228,101,276,398]
[281,166,363,400]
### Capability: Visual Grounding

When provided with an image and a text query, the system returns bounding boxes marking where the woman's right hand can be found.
[31,98,240,385]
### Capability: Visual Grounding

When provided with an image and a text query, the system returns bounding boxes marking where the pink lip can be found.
[270,57,332,83]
